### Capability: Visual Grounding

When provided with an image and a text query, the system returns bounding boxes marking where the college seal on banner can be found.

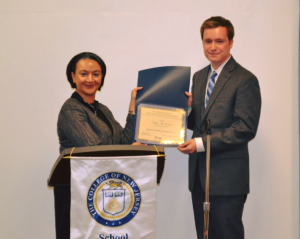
[87,172,142,227]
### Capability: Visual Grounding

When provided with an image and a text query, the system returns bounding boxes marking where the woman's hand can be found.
[131,142,147,145]
[185,91,193,108]
[128,87,143,114]
[131,87,143,100]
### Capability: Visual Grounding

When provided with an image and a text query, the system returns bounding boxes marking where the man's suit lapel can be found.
[200,57,236,125]
[197,66,210,116]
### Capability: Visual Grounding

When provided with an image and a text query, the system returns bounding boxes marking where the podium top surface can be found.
[47,145,165,187]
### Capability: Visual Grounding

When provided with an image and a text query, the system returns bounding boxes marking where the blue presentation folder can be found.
[133,66,191,145]
[135,66,191,109]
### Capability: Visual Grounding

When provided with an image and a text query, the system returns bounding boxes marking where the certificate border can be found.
[134,103,187,146]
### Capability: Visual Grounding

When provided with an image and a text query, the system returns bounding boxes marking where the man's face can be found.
[202,26,233,69]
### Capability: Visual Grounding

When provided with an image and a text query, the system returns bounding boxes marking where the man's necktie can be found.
[205,71,217,108]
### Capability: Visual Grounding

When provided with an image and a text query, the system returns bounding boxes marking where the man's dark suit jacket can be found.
[188,56,261,196]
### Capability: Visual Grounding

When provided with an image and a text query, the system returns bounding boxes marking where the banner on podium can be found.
[70,155,157,239]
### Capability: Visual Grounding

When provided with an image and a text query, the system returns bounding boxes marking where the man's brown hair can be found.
[200,16,234,41]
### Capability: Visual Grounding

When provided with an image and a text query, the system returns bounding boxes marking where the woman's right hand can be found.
[131,142,147,146]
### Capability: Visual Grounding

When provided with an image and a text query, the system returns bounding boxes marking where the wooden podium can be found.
[48,145,166,186]
[48,145,165,239]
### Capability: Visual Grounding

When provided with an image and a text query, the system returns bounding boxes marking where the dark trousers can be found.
[192,167,247,239]
[54,186,70,239]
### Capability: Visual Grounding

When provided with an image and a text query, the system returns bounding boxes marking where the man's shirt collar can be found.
[210,55,232,76]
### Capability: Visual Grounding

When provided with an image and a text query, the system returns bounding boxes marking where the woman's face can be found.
[71,59,102,103]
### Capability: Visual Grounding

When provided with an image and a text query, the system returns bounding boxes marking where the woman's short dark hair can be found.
[66,52,107,91]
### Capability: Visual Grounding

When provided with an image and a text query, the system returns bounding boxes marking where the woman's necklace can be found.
[89,104,97,116]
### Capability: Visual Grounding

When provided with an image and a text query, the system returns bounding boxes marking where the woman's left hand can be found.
[128,87,143,114]
[131,87,143,100]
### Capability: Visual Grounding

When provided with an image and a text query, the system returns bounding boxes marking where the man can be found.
[178,16,261,239]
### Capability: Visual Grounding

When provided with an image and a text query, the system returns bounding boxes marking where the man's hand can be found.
[177,139,197,154]
[185,91,193,108]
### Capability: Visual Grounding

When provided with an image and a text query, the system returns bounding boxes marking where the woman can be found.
[54,52,142,239]
[57,52,142,153]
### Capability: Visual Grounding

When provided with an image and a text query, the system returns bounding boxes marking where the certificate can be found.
[134,104,187,146]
